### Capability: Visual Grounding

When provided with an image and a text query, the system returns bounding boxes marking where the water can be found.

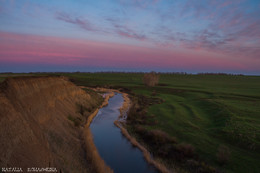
[90,93,158,173]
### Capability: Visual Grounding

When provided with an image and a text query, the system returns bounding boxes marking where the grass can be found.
[1,72,259,173]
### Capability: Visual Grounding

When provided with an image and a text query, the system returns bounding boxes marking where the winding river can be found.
[90,93,158,173]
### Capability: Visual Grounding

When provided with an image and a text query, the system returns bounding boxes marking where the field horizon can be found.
[0,72,259,173]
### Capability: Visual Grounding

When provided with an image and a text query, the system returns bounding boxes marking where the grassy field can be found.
[1,72,259,172]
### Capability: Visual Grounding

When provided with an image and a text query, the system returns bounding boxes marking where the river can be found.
[90,93,158,173]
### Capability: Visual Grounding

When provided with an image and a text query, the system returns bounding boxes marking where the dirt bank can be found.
[83,91,115,173]
[0,76,102,173]
[114,93,172,173]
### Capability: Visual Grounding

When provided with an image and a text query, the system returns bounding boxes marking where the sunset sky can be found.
[0,0,260,74]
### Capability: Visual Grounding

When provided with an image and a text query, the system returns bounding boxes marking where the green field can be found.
[1,73,260,172]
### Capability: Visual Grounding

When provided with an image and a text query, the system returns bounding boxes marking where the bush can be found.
[186,160,219,173]
[68,115,81,127]
[150,129,177,144]
[143,71,159,86]
[151,90,157,96]
[177,143,195,158]
[216,145,231,165]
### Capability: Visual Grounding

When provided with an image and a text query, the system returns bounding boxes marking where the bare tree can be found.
[143,71,159,86]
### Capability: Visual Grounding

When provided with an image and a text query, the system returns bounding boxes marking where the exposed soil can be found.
[0,76,102,173]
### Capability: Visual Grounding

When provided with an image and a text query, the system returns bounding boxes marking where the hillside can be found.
[0,76,102,172]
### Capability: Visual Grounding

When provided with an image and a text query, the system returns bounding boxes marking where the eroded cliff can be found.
[0,76,102,173]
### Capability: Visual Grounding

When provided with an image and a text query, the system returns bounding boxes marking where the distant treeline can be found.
[0,71,244,76]
[197,72,244,76]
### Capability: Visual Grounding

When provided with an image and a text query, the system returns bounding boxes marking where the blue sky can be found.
[0,0,260,74]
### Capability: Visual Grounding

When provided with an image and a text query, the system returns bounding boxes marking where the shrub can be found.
[143,71,159,86]
[151,90,157,96]
[216,145,231,165]
[177,143,195,158]
[150,129,177,144]
[186,160,218,173]
[76,103,93,115]
[68,115,81,127]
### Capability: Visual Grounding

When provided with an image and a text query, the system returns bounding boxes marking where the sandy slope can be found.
[0,76,98,172]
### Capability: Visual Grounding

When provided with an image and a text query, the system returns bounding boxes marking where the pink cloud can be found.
[0,31,256,72]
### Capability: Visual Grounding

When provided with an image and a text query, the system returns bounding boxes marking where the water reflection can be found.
[90,93,158,173]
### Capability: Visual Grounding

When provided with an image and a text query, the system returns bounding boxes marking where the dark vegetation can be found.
[64,87,103,128]
[67,114,81,127]
[1,72,259,173]
[78,88,103,116]
[216,145,231,165]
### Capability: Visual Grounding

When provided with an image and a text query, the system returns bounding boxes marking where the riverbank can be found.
[114,93,172,173]
[83,90,115,173]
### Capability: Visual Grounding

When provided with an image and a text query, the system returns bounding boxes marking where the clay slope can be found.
[0,76,101,173]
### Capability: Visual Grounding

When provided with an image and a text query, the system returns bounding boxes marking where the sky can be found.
[0,0,260,74]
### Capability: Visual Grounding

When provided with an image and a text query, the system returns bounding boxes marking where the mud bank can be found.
[83,91,115,173]
[114,93,172,173]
